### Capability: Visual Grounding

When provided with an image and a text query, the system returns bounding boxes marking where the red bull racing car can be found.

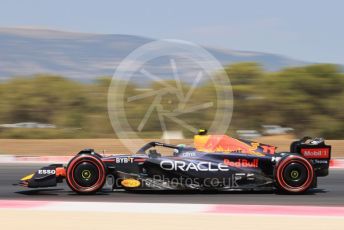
[19,131,331,194]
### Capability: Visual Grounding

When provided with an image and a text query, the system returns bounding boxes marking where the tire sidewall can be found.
[66,154,106,194]
[275,155,314,194]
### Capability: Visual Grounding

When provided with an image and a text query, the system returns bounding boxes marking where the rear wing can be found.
[290,137,331,176]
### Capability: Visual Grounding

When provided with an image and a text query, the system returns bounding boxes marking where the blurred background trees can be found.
[0,62,343,139]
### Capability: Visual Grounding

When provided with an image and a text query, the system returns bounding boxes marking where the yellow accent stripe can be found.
[21,173,34,181]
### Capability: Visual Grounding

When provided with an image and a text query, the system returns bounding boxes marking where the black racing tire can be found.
[66,154,106,194]
[275,155,314,194]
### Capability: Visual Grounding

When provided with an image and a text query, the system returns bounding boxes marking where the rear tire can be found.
[66,155,106,194]
[275,155,314,194]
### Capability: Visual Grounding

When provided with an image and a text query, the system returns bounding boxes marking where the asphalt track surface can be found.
[1,163,344,206]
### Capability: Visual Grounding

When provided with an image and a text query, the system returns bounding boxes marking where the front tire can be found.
[275,155,314,194]
[66,155,106,194]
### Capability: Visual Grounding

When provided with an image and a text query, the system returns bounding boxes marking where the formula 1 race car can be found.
[19,131,331,194]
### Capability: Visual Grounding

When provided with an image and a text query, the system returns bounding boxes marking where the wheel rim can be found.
[73,162,99,187]
[282,162,308,187]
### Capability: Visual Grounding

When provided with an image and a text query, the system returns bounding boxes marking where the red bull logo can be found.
[223,159,259,168]
[194,135,265,156]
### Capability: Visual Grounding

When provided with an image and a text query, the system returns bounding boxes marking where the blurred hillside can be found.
[0,27,308,82]
[0,62,343,139]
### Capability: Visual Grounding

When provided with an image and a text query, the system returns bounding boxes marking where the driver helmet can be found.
[198,129,208,135]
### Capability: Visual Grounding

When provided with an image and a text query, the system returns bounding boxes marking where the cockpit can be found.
[136,142,190,158]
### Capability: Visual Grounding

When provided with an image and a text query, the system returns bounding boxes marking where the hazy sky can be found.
[1,0,343,64]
